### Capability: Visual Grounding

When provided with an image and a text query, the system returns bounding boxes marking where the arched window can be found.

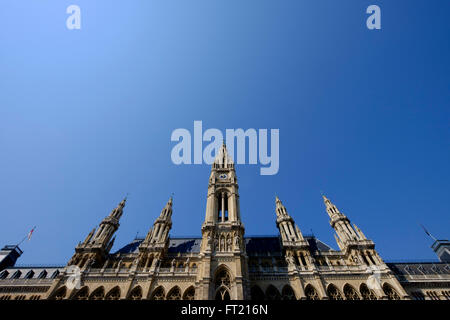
[214,266,232,300]
[183,286,195,300]
[25,270,35,279]
[382,283,400,300]
[281,285,296,300]
[89,287,105,300]
[215,287,230,300]
[51,270,60,279]
[304,284,319,300]
[217,192,229,222]
[327,284,343,300]
[150,286,165,300]
[265,285,281,300]
[73,287,89,300]
[360,283,377,300]
[167,286,182,300]
[250,286,265,301]
[129,286,143,300]
[343,284,360,300]
[51,286,67,300]
[215,267,231,289]
[105,287,121,300]
[0,271,9,279]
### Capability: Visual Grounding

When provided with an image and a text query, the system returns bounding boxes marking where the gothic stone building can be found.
[0,144,449,301]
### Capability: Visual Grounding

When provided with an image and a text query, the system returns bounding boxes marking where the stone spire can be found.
[67,197,127,268]
[274,196,306,244]
[143,197,173,245]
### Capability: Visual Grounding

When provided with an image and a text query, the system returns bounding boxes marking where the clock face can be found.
[219,174,227,179]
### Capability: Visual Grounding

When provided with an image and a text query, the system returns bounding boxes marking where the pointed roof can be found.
[213,143,234,167]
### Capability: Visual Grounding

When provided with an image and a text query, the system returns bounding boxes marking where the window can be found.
[25,270,35,279]
[305,284,319,300]
[183,286,195,300]
[327,284,343,300]
[343,284,360,300]
[167,286,181,300]
[37,270,48,279]
[105,287,120,300]
[0,271,9,279]
[150,286,165,300]
[129,286,143,300]
[11,270,22,279]
[360,283,377,300]
[383,283,400,300]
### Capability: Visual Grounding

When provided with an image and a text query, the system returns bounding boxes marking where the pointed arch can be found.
[50,286,67,300]
[327,284,343,300]
[304,284,319,300]
[183,286,195,300]
[250,286,265,301]
[265,285,281,300]
[105,286,121,300]
[150,286,165,300]
[360,283,377,300]
[128,286,142,300]
[382,283,400,300]
[214,265,232,289]
[281,285,296,300]
[214,265,232,300]
[343,284,360,300]
[215,287,231,300]
[89,286,105,300]
[166,286,182,300]
[72,286,89,300]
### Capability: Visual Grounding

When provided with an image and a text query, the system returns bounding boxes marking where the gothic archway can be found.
[167,286,182,300]
[215,287,231,300]
[281,285,296,300]
[105,286,121,300]
[72,286,89,300]
[360,283,377,300]
[183,286,195,300]
[128,286,142,300]
[51,286,67,300]
[304,284,319,300]
[214,266,232,300]
[327,284,343,300]
[150,286,165,300]
[343,284,360,300]
[89,286,105,300]
[382,283,400,300]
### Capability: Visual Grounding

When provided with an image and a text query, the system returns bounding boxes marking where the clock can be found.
[219,174,227,179]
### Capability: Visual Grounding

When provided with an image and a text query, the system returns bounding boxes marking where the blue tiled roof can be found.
[114,235,334,255]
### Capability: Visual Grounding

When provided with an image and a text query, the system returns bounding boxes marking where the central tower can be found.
[197,143,248,300]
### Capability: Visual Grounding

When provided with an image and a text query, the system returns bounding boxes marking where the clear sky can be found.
[0,1,449,265]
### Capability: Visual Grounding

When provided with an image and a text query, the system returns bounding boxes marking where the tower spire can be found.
[274,196,306,243]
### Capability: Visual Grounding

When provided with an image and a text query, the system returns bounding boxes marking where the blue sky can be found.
[0,1,449,265]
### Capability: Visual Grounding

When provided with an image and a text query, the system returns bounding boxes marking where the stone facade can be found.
[0,144,449,301]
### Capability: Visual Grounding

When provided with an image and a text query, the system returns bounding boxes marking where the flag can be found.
[27,226,36,241]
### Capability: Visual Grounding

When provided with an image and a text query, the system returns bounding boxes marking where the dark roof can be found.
[114,235,334,255]
[386,262,450,276]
